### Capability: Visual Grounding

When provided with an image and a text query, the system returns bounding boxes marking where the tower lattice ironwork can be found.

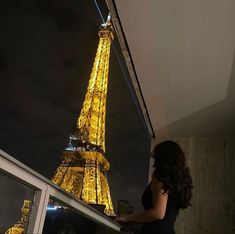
[52,14,115,216]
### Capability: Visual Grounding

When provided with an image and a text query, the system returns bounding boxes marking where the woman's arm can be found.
[116,176,168,223]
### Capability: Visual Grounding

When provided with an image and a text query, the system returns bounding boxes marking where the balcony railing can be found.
[0,149,131,234]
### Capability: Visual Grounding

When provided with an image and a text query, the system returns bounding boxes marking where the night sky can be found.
[0,0,151,216]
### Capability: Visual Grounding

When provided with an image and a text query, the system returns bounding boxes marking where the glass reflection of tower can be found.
[52,14,115,216]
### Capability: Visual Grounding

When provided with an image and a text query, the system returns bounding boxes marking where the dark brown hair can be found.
[152,140,193,209]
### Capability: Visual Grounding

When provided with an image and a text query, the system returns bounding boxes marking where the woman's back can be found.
[141,184,179,234]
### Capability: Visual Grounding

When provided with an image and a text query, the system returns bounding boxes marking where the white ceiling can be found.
[114,0,235,137]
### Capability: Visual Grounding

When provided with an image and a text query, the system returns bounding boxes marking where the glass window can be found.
[0,171,35,234]
[43,196,121,234]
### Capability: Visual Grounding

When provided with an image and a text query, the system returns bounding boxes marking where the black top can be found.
[141,183,179,234]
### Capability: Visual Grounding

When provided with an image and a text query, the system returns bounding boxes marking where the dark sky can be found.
[0,0,151,214]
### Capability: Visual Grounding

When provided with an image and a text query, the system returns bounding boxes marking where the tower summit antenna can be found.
[101,13,113,31]
[103,12,111,27]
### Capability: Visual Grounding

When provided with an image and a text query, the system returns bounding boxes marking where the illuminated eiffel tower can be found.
[52,14,115,216]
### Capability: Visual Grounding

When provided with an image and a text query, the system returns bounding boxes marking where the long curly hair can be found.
[152,140,193,209]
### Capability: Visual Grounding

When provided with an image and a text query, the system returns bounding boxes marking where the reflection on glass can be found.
[5,200,31,234]
[0,172,34,234]
[43,197,120,234]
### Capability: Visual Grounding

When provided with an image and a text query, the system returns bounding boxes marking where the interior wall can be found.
[150,137,235,234]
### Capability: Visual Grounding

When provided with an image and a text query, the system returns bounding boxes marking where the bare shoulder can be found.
[150,174,164,192]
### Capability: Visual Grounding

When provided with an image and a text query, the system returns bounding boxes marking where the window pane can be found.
[43,196,120,234]
[0,171,35,234]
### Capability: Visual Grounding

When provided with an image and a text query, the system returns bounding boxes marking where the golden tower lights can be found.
[52,14,115,216]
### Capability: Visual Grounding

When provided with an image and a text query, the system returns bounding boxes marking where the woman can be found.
[116,140,193,234]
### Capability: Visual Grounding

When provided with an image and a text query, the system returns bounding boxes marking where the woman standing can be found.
[116,140,193,234]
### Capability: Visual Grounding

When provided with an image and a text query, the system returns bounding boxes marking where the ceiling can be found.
[111,0,235,138]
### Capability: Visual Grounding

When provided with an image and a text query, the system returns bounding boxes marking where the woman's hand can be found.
[115,214,130,224]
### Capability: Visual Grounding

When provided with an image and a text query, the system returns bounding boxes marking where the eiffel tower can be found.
[52,14,115,216]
